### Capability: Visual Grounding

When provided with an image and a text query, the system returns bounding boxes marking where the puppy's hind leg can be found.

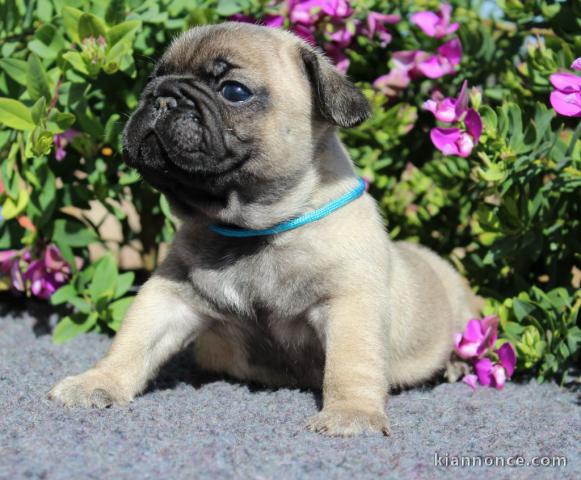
[49,275,207,408]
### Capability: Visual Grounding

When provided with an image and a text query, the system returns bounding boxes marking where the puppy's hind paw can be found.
[48,369,131,409]
[306,408,390,437]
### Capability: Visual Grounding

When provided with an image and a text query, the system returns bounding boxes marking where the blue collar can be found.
[209,177,366,238]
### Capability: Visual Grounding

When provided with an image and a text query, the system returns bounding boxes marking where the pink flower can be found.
[473,343,517,390]
[462,374,478,390]
[411,4,459,39]
[571,57,581,71]
[417,38,462,79]
[0,245,81,300]
[328,24,354,48]
[53,129,78,161]
[363,12,400,47]
[430,117,482,158]
[0,249,19,273]
[263,14,285,28]
[289,0,352,26]
[454,316,498,359]
[423,80,469,122]
[0,250,24,291]
[549,72,581,118]
[373,50,428,96]
[424,81,482,157]
[292,24,317,45]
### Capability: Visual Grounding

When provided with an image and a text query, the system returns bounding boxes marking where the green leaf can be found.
[114,271,134,298]
[513,299,536,322]
[28,24,65,60]
[119,169,141,185]
[0,98,35,130]
[30,97,46,126]
[30,128,54,156]
[2,189,29,219]
[68,296,92,314]
[62,51,89,75]
[106,20,141,47]
[27,53,52,102]
[78,13,108,41]
[62,7,83,43]
[50,284,77,305]
[108,296,134,331]
[216,0,248,16]
[49,110,76,132]
[103,38,131,74]
[52,313,98,344]
[105,0,127,26]
[0,58,27,85]
[103,113,121,145]
[89,254,118,301]
[52,218,99,247]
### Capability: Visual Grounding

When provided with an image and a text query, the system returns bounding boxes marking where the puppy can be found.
[49,23,478,436]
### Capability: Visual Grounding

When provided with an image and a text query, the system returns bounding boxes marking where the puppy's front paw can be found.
[48,369,131,408]
[306,408,390,437]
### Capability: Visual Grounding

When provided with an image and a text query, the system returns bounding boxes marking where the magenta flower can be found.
[423,81,469,122]
[0,250,24,291]
[328,24,354,48]
[293,24,317,45]
[453,316,517,391]
[363,12,400,47]
[289,0,352,26]
[411,4,459,39]
[453,315,499,359]
[431,110,482,157]
[373,50,428,96]
[572,57,581,71]
[53,129,78,161]
[0,245,81,300]
[417,37,462,79]
[549,72,581,118]
[473,343,517,390]
[424,81,482,157]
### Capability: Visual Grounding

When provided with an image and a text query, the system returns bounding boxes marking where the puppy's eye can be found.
[220,82,253,103]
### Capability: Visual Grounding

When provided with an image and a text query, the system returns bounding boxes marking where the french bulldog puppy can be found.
[49,22,479,436]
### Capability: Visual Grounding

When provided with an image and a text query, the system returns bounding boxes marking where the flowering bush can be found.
[0,1,579,384]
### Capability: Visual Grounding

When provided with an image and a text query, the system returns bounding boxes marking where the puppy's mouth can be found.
[133,132,252,213]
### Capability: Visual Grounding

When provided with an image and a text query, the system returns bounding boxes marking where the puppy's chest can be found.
[190,251,325,321]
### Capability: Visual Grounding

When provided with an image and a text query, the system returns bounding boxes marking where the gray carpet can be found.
[0,304,579,480]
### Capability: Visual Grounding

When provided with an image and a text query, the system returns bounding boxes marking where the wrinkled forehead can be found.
[161,24,299,80]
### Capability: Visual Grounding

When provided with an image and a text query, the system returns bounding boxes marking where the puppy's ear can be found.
[299,46,371,128]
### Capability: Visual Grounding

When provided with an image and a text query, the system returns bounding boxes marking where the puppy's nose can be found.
[154,96,178,111]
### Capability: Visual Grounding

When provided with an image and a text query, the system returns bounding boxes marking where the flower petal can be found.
[549,72,581,92]
[462,374,478,390]
[263,14,284,28]
[454,80,469,117]
[457,132,474,158]
[438,37,462,66]
[572,58,581,71]
[464,109,483,141]
[430,127,462,156]
[491,364,507,390]
[410,11,440,37]
[496,342,516,377]
[550,91,581,117]
[0,250,19,273]
[475,357,493,386]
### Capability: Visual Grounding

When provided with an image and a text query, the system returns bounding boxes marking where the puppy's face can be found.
[123,23,370,219]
